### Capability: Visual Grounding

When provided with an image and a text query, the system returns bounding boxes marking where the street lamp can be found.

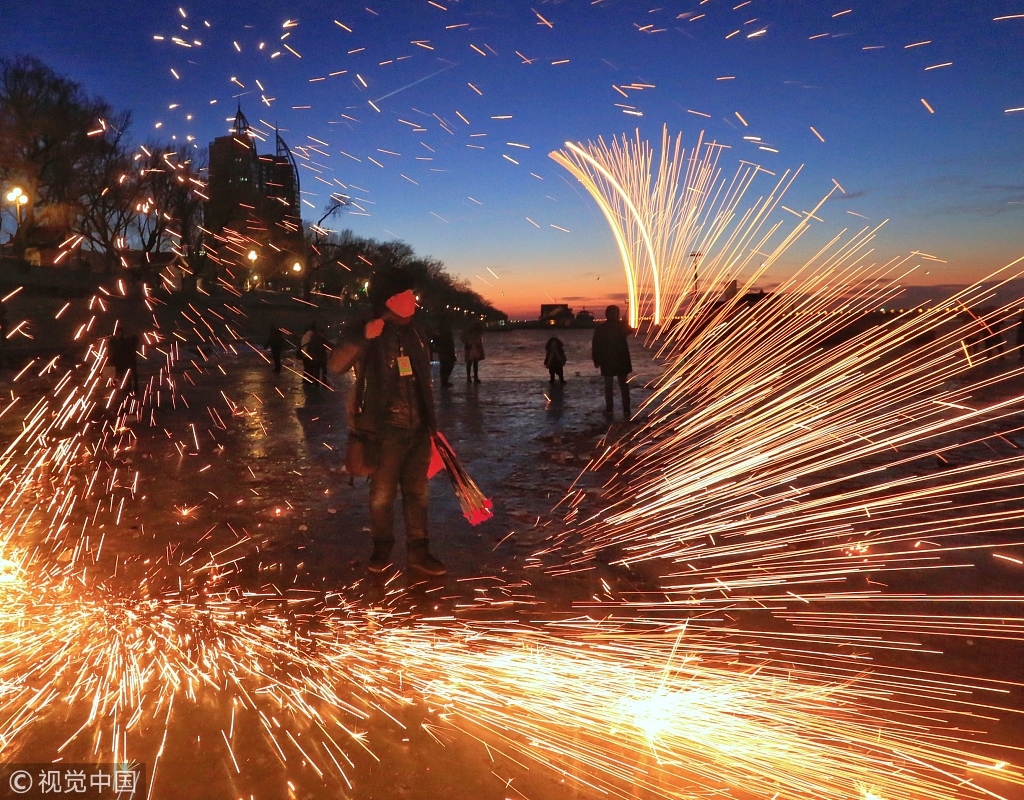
[291,261,302,273]
[5,187,29,228]
[243,251,260,291]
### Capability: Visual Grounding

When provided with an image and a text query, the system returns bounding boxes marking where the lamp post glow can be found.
[5,187,29,231]
[244,251,260,291]
[291,261,302,273]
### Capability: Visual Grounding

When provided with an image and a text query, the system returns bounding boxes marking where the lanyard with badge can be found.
[396,343,413,377]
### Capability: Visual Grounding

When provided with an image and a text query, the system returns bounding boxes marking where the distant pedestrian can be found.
[462,321,485,383]
[0,303,6,370]
[109,327,140,394]
[299,323,316,383]
[592,305,632,420]
[265,326,285,373]
[309,327,331,385]
[982,322,1005,361]
[1016,313,1024,362]
[299,323,329,386]
[544,336,567,384]
[328,266,446,576]
[961,315,986,359]
[434,316,457,387]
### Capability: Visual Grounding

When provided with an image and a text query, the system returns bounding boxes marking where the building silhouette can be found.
[574,308,595,327]
[206,107,304,287]
[540,303,575,327]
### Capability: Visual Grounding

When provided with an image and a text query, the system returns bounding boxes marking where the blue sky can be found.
[4,0,1023,316]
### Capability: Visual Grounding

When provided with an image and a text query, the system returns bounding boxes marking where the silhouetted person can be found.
[592,305,632,420]
[961,313,986,359]
[109,328,140,394]
[265,326,285,373]
[300,323,329,386]
[545,336,567,384]
[1017,313,1024,362]
[328,267,446,576]
[434,316,457,387]
[982,323,1005,360]
[461,322,484,383]
[299,323,316,384]
[310,327,331,385]
[0,303,6,370]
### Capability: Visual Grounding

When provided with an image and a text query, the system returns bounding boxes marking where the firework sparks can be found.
[551,131,1024,601]
[0,11,1023,785]
[1,189,1023,799]
[1,562,1020,800]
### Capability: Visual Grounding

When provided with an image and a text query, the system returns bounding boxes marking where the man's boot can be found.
[407,540,447,576]
[368,538,395,573]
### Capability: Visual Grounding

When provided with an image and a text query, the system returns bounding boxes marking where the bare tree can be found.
[75,116,135,271]
[0,55,121,254]
[131,145,206,273]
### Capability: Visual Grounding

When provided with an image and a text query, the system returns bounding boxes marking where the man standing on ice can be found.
[592,304,633,421]
[330,267,447,576]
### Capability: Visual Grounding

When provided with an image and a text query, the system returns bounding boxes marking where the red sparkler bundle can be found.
[430,432,493,526]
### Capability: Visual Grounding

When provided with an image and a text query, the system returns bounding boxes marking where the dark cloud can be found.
[557,292,630,302]
[982,184,1024,193]
[887,174,1024,218]
[929,197,1024,218]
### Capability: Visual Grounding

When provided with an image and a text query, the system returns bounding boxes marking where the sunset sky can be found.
[4,0,1024,317]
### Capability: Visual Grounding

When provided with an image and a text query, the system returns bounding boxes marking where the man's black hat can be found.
[368,267,415,309]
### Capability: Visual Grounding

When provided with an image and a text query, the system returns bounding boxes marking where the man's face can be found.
[386,289,417,320]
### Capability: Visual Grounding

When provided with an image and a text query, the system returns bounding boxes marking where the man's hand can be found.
[365,319,385,339]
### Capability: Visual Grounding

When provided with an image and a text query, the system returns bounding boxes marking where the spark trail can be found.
[1,570,1020,800]
[551,131,1024,611]
[0,130,1021,799]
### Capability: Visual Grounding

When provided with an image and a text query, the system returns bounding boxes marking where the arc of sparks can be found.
[549,149,641,326]
[564,141,662,326]
[4,131,1024,800]
[550,130,750,330]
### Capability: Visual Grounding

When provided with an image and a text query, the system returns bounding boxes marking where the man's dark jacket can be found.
[330,317,437,436]
[592,320,633,376]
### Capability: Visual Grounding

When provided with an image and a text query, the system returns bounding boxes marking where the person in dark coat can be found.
[299,323,317,384]
[0,303,6,371]
[299,323,330,387]
[309,326,331,385]
[109,327,140,394]
[592,305,632,419]
[265,326,286,373]
[434,316,457,387]
[982,324,1005,361]
[1017,313,1024,362]
[544,336,567,384]
[328,267,446,576]
[461,322,485,383]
